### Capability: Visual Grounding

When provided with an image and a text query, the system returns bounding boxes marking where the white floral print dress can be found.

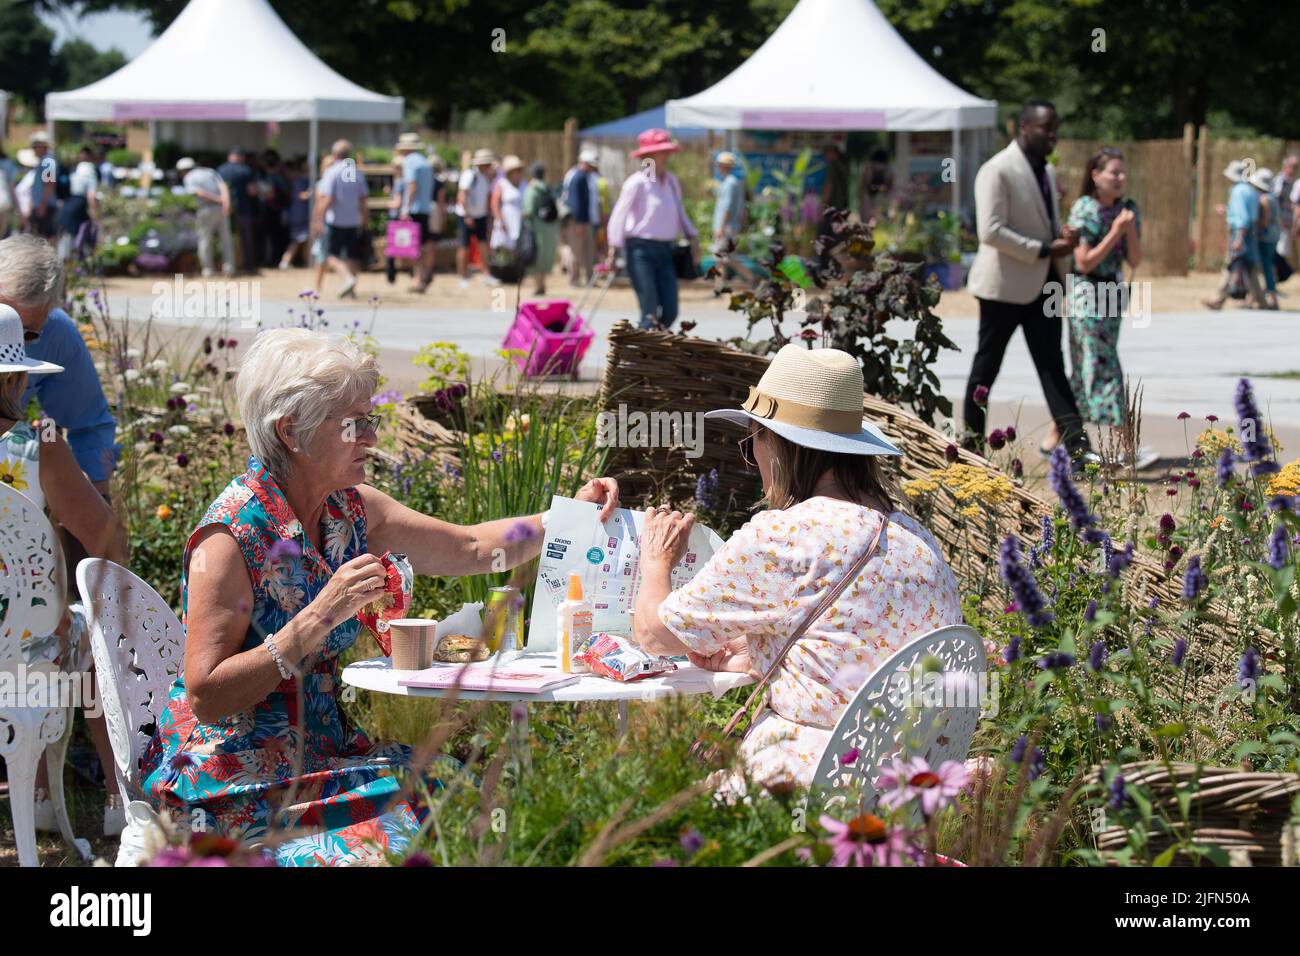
[659,497,962,789]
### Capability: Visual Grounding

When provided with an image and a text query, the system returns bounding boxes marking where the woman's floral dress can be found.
[1066,194,1141,426]
[140,456,456,866]
[658,497,961,790]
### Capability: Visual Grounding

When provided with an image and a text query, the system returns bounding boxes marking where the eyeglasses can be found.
[737,430,757,468]
[339,413,384,438]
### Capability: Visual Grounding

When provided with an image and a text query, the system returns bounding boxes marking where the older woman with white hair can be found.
[140,328,618,865]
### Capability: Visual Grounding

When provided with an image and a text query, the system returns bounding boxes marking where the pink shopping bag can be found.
[385,220,422,259]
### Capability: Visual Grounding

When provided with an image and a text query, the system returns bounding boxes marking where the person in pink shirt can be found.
[605,129,699,329]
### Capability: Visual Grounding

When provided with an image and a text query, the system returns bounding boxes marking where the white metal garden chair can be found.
[76,557,185,866]
[0,482,92,865]
[811,623,988,813]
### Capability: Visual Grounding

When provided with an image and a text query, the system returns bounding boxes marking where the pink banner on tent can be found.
[112,102,248,121]
[740,110,887,130]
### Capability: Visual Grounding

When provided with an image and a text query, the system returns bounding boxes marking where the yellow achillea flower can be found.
[0,458,30,491]
[1267,460,1300,499]
[901,463,1014,508]
[1196,428,1241,458]
[960,505,981,518]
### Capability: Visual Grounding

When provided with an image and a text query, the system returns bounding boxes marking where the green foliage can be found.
[718,213,958,425]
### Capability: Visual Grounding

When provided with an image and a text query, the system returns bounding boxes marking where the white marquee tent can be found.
[45,0,403,163]
[666,0,998,214]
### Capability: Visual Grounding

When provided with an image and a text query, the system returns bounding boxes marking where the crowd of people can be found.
[1205,154,1299,311]
[0,132,112,262]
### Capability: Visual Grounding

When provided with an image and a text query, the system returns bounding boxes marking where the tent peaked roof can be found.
[46,0,402,123]
[666,0,995,132]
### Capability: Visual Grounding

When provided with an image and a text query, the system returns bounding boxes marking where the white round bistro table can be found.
[342,652,754,737]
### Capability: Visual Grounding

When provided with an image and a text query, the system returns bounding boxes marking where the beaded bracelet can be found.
[264,633,292,681]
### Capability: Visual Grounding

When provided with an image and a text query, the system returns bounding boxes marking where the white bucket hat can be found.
[0,305,63,375]
[1223,159,1246,183]
[1249,167,1274,192]
[705,344,901,456]
[175,156,197,172]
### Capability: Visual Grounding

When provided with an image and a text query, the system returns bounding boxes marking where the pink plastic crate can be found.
[501,300,595,377]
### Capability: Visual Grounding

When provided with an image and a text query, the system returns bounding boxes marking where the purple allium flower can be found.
[1268,524,1289,570]
[149,430,165,444]
[1235,378,1279,474]
[1005,425,1017,442]
[267,538,302,564]
[1177,411,1190,420]
[1038,651,1075,670]
[175,453,189,468]
[973,385,989,406]
[449,383,468,399]
[1048,446,1096,535]
[223,422,235,436]
[504,519,537,543]
[999,536,1054,628]
[1108,774,1128,810]
[988,428,1007,450]
[402,852,434,867]
[1011,458,1023,478]
[944,442,959,463]
[842,746,860,766]
[1003,635,1022,664]
[1239,647,1260,688]
[1182,555,1208,602]
[1085,601,1099,625]
[1172,637,1187,667]
[679,828,704,856]
[695,468,719,510]
[1088,639,1107,671]
[202,336,213,355]
[1108,541,1135,579]
[1217,447,1235,486]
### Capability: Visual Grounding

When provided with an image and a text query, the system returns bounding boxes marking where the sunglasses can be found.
[339,413,384,437]
[23,329,40,343]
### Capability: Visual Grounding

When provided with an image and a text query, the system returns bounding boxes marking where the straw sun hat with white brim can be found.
[705,344,900,457]
[0,305,63,375]
[1249,167,1274,192]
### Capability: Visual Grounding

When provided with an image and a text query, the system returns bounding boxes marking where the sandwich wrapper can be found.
[432,602,486,654]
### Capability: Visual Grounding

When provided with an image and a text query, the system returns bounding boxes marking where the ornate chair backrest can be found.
[0,482,65,666]
[76,558,184,802]
[811,624,987,811]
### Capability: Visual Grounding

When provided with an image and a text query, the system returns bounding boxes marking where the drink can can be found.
[486,586,522,653]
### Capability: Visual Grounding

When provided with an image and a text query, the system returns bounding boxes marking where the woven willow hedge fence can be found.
[1096,762,1300,866]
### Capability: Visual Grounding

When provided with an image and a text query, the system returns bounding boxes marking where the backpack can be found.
[534,185,559,223]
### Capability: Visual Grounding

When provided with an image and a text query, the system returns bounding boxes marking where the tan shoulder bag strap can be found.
[690,516,889,765]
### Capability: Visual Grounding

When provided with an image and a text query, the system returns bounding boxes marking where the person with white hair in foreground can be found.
[139,328,620,865]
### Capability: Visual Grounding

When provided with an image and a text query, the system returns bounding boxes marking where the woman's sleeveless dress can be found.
[140,456,457,866]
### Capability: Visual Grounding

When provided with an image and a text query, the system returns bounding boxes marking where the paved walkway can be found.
[106,282,1300,456]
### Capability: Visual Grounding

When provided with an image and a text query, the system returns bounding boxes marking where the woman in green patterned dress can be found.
[1065,147,1149,465]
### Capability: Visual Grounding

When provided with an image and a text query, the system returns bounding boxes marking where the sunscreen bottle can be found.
[556,572,593,674]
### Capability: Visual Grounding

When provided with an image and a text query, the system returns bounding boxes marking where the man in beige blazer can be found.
[964,100,1094,468]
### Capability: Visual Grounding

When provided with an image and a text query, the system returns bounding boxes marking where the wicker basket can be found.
[1095,762,1300,865]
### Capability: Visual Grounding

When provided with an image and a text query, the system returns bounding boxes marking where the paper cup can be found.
[389,618,439,670]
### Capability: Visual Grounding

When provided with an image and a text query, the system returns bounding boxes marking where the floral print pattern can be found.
[659,497,961,788]
[1,421,38,497]
[140,456,456,866]
[1067,195,1141,426]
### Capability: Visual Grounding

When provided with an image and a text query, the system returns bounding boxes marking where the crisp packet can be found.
[577,632,676,682]
[357,551,414,655]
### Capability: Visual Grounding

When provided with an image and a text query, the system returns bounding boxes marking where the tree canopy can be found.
[18,0,1300,137]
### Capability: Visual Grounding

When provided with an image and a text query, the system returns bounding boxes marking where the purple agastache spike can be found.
[1268,524,1289,570]
[999,536,1054,628]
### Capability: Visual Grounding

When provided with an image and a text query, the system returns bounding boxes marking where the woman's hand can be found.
[687,636,759,678]
[1113,207,1136,233]
[308,553,391,628]
[575,476,620,522]
[640,506,695,570]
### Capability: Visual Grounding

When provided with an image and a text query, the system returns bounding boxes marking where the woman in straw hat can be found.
[605,128,699,330]
[0,303,130,836]
[489,155,526,255]
[632,345,961,790]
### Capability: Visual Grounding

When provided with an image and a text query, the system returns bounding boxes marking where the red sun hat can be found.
[632,128,681,158]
